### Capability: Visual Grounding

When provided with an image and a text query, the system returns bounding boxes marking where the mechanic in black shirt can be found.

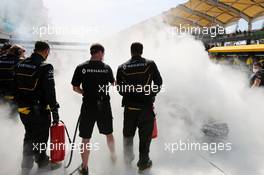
[116,42,163,173]
[15,41,60,174]
[0,45,25,100]
[71,44,116,175]
[250,61,264,88]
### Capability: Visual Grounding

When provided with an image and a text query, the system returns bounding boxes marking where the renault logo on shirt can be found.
[18,64,37,69]
[82,68,109,74]
[124,63,147,69]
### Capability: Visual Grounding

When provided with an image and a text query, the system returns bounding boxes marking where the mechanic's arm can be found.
[152,61,163,95]
[108,66,116,86]
[111,81,116,86]
[73,86,84,95]
[71,66,84,95]
[41,64,60,124]
[116,67,124,96]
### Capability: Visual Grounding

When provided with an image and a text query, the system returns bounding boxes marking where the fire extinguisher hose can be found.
[64,116,81,168]
[59,120,72,145]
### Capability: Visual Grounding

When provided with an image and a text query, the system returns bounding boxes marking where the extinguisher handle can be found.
[51,121,60,126]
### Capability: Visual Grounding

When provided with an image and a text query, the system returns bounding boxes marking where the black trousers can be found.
[19,106,51,169]
[123,105,155,163]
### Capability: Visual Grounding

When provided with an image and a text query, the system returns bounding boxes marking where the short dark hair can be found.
[90,43,104,55]
[34,41,50,52]
[131,42,143,56]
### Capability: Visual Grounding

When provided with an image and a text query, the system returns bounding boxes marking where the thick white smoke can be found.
[51,18,264,175]
[0,0,48,39]
[0,103,23,175]
[1,15,264,175]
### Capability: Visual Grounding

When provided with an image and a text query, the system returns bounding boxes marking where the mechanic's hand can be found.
[52,109,60,125]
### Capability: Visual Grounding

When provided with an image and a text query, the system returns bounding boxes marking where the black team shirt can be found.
[71,60,115,103]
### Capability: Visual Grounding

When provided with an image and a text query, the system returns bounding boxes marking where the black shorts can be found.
[79,101,113,139]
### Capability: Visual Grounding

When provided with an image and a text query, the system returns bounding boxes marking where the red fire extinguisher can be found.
[50,121,66,163]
